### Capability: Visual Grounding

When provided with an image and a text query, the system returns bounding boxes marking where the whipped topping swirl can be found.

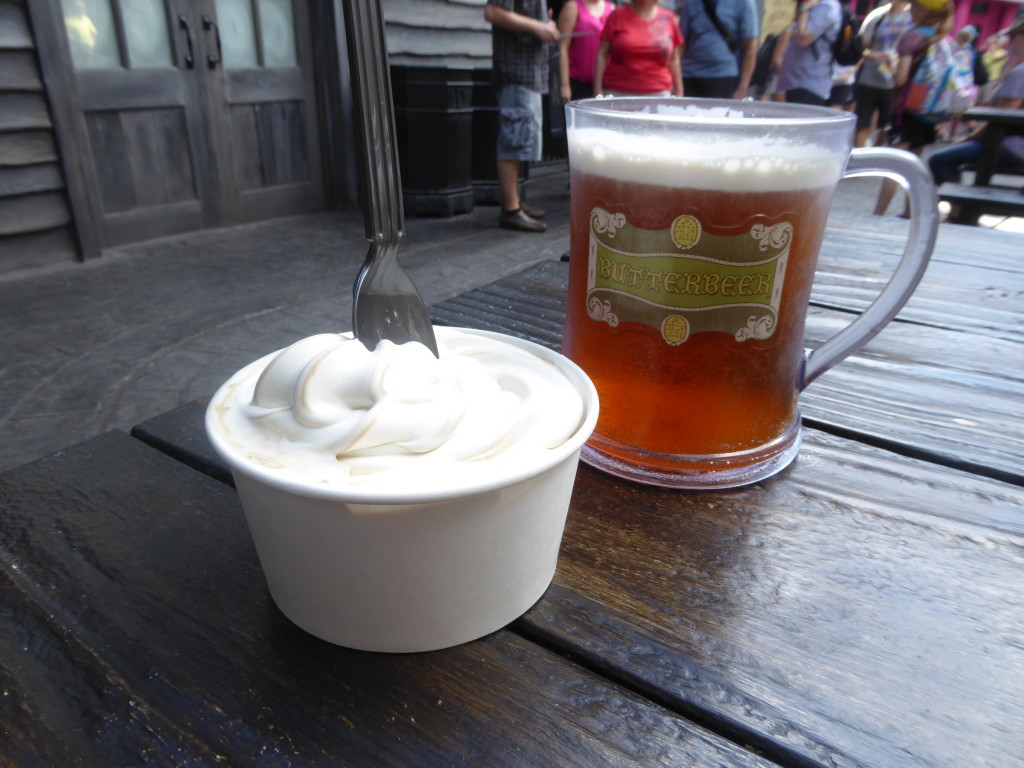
[209,328,587,490]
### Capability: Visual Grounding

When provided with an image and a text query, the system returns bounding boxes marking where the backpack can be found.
[905,37,978,124]
[832,8,865,67]
[750,34,779,91]
[973,50,989,87]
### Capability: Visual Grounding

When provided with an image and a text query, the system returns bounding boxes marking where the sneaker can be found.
[499,209,547,232]
[520,201,546,219]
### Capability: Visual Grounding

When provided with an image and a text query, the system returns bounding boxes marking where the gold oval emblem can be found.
[661,315,689,346]
[671,215,701,249]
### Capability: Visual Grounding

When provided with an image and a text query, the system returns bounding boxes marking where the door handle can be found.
[202,15,223,69]
[178,15,195,69]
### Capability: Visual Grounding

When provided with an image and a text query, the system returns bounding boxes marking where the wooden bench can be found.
[937,106,1024,225]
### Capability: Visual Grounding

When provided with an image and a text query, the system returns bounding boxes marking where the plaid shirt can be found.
[489,0,550,93]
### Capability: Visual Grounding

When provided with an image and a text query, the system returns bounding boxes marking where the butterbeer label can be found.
[586,207,790,346]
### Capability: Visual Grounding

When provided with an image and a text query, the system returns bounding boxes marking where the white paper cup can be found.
[206,329,599,652]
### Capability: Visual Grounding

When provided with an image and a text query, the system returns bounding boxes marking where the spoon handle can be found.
[344,0,404,246]
[344,0,438,357]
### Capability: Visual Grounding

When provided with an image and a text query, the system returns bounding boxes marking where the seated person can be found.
[928,16,1024,189]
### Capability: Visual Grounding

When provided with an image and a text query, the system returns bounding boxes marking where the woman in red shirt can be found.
[594,0,684,96]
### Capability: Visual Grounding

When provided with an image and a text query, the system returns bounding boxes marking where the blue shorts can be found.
[497,85,543,162]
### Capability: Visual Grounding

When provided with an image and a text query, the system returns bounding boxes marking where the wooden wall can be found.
[0,0,78,274]
[383,0,491,69]
[0,0,496,276]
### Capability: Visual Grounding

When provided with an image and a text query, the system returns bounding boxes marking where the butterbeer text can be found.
[596,257,773,299]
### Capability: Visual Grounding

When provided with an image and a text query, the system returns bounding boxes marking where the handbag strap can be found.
[699,0,738,51]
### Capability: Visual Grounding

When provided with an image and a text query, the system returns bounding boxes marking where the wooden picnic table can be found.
[937,107,1024,224]
[1,211,1022,767]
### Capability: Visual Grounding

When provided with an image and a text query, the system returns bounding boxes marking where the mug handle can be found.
[802,148,939,387]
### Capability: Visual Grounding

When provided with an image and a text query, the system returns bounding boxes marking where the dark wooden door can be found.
[31,0,323,253]
[199,0,323,224]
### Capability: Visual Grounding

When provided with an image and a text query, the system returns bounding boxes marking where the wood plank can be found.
[237,182,320,223]
[385,27,491,61]
[76,69,187,111]
[131,400,227,485]
[0,130,57,166]
[127,243,1024,765]
[429,259,569,349]
[961,106,1024,186]
[0,163,63,198]
[0,432,776,768]
[0,50,42,91]
[103,199,203,247]
[0,191,70,236]
[938,181,1024,218]
[133,397,1024,767]
[383,0,489,31]
[120,108,195,207]
[85,111,136,213]
[0,2,34,50]
[224,67,304,104]
[816,219,1024,343]
[0,226,78,274]
[383,0,491,66]
[802,305,1024,484]
[230,105,264,192]
[523,439,1024,768]
[152,107,196,203]
[22,0,104,259]
[254,101,308,187]
[824,209,1024,274]
[0,93,52,131]
[964,105,1024,128]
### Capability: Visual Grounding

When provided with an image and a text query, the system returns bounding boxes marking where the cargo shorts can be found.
[496,85,543,163]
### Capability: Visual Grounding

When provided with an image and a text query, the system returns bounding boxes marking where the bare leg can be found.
[498,159,521,211]
[874,178,900,215]
[873,142,916,216]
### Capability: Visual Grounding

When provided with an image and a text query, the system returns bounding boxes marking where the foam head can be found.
[567,99,853,192]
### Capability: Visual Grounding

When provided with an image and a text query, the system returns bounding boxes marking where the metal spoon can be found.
[344,0,439,356]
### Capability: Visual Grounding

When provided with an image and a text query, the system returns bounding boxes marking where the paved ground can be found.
[1,162,1020,472]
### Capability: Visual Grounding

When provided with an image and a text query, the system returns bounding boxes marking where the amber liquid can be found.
[563,168,835,473]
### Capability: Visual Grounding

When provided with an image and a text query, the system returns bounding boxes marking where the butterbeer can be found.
[564,101,849,486]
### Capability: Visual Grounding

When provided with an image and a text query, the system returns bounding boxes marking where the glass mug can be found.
[563,98,938,489]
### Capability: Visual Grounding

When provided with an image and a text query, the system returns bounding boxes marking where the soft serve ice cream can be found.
[205,326,598,651]
[208,327,588,494]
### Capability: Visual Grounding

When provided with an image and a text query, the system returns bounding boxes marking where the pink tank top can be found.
[568,1,613,83]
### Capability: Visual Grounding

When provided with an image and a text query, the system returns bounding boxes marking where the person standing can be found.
[980,32,1010,100]
[484,0,560,233]
[942,24,982,141]
[558,0,614,103]
[678,0,759,99]
[774,0,842,106]
[828,60,858,109]
[853,0,913,147]
[594,0,684,97]
[928,14,1024,213]
[873,0,955,216]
